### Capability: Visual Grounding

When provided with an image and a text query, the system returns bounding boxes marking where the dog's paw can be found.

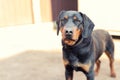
[110,72,116,78]
[94,71,99,76]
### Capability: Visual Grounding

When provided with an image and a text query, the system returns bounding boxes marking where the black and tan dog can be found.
[56,10,116,80]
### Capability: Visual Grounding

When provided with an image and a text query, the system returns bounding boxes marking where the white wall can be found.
[80,0,120,31]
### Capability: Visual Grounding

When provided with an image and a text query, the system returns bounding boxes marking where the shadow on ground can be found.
[0,50,119,80]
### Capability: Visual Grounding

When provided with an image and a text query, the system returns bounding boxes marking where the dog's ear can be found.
[56,10,65,35]
[79,12,95,38]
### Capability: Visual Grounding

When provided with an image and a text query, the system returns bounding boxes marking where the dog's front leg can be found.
[65,65,73,80]
[86,71,94,80]
[85,65,94,80]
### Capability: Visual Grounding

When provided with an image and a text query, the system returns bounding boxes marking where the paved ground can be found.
[0,24,119,80]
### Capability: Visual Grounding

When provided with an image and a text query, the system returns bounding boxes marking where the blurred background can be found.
[0,0,120,80]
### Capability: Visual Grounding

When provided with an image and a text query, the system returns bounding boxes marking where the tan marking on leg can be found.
[68,77,73,80]
[95,60,101,76]
[63,59,69,66]
[105,51,116,77]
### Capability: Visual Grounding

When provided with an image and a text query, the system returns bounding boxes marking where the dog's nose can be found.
[65,30,73,39]
[65,30,73,35]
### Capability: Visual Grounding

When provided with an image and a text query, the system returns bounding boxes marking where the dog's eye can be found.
[73,19,80,25]
[61,18,68,25]
[74,19,80,22]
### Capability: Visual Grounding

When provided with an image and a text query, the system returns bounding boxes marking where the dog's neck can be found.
[62,36,93,67]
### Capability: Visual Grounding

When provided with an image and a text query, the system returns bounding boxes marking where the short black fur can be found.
[56,10,116,80]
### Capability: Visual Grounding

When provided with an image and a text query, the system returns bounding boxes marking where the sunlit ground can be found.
[0,24,119,80]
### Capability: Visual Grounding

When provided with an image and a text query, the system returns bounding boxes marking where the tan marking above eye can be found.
[73,16,77,20]
[64,16,68,19]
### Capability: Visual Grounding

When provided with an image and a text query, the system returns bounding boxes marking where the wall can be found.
[0,0,33,27]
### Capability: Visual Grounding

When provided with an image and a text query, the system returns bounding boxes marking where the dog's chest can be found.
[63,51,91,72]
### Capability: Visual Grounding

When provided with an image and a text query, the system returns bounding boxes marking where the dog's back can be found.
[92,29,114,61]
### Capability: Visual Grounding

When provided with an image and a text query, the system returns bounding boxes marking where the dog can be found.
[56,10,116,80]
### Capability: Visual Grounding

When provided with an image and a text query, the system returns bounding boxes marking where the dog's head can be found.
[56,10,95,46]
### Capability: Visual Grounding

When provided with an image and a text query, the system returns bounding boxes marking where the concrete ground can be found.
[0,24,120,80]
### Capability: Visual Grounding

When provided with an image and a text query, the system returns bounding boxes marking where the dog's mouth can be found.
[64,38,76,41]
[63,38,77,46]
[63,34,82,46]
[61,27,82,46]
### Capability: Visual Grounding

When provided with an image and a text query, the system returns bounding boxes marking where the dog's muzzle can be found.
[65,29,73,39]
